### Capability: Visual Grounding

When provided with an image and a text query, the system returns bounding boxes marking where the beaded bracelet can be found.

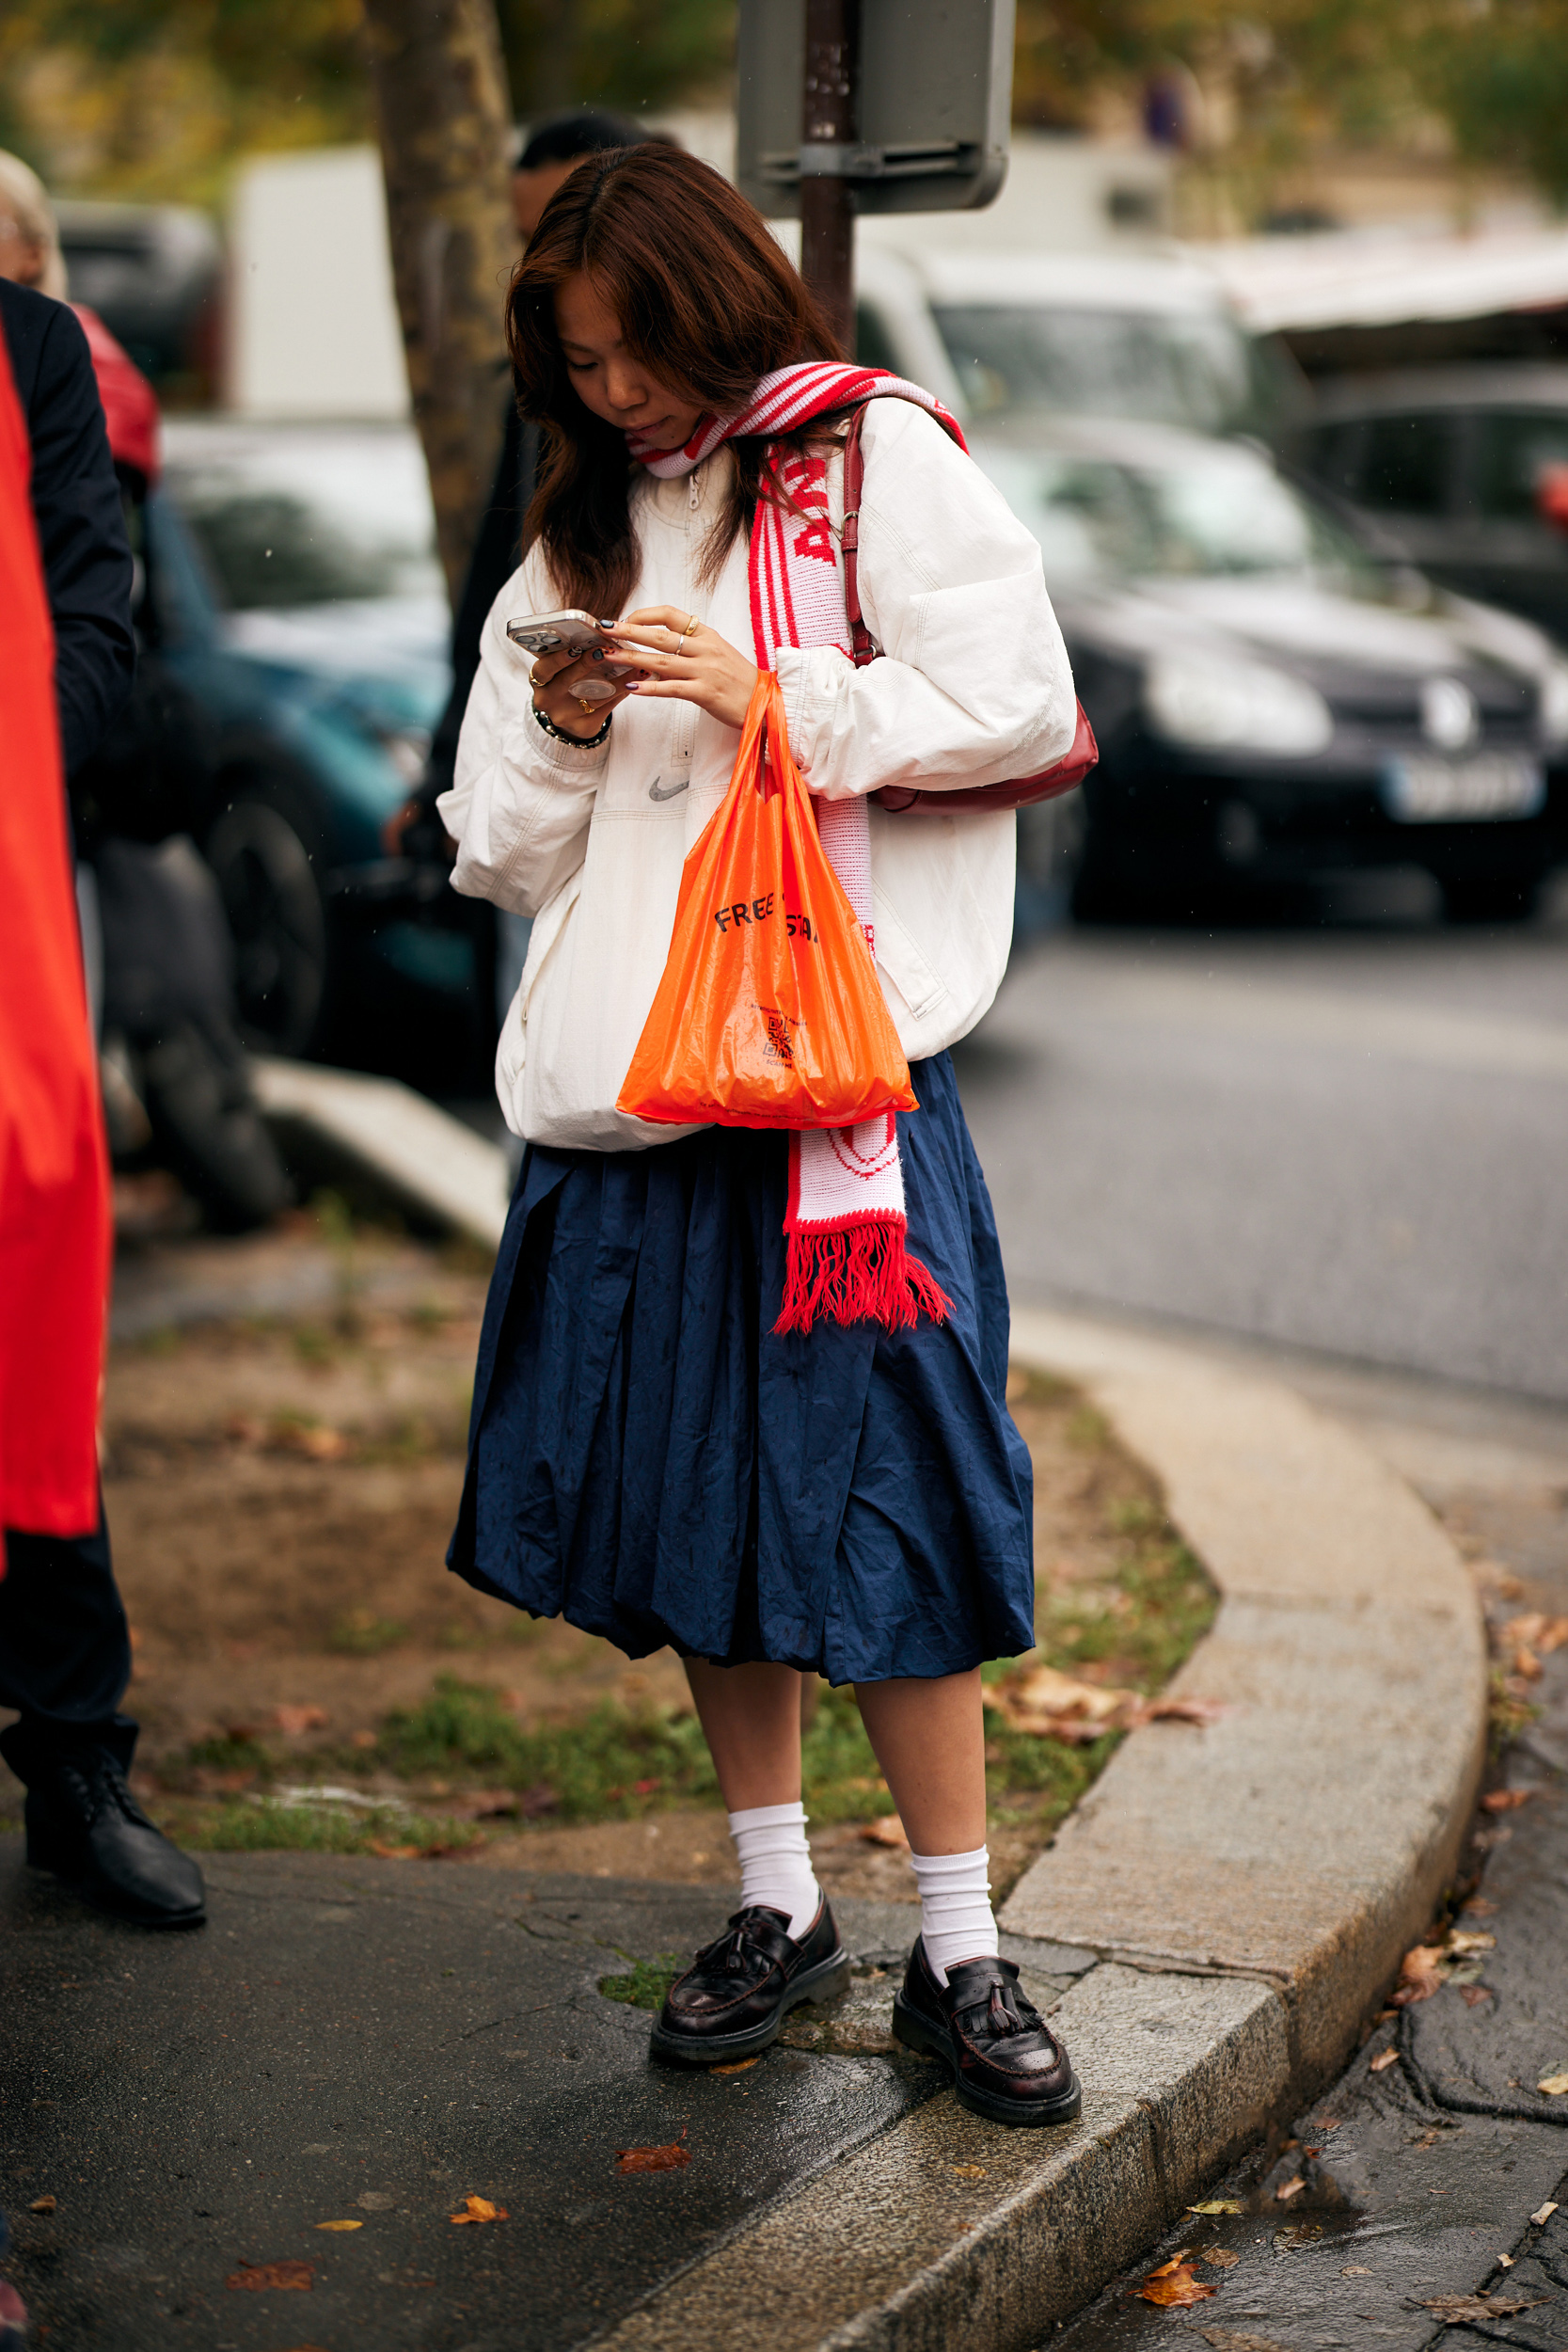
[533,700,612,750]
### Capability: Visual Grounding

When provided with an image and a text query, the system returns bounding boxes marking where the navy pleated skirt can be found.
[447,1053,1035,1684]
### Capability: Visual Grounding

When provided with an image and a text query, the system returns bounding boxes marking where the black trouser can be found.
[0,1511,135,1782]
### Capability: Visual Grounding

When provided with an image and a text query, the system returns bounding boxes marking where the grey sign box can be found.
[736,0,1014,217]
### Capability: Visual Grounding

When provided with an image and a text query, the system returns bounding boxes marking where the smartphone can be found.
[506,608,616,656]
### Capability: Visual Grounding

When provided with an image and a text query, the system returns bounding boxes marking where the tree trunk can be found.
[360,0,515,608]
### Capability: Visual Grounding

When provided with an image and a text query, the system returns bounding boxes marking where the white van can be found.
[852,245,1305,440]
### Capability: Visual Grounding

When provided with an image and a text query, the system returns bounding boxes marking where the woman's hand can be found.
[607,607,759,730]
[529,640,633,739]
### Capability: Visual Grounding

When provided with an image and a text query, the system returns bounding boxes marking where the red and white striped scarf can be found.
[629,362,966,1335]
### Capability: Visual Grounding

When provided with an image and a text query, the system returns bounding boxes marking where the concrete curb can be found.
[591,1309,1489,2352]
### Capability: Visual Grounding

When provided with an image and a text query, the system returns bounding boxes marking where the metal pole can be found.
[800,0,859,354]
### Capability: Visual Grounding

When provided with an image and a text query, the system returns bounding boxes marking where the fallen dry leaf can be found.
[1390,1946,1445,2007]
[1460,1984,1494,2008]
[951,2164,987,2180]
[226,2260,313,2291]
[613,2138,691,2175]
[1274,2222,1323,2250]
[1135,2257,1217,2308]
[312,2219,361,2232]
[368,1842,420,1861]
[449,2195,509,2224]
[269,1421,349,1460]
[1481,1788,1535,1813]
[1532,2201,1560,2226]
[274,1705,330,1737]
[28,2195,55,2215]
[1498,2251,1515,2265]
[1274,2175,1306,2202]
[1503,1613,1568,1656]
[1370,2046,1401,2074]
[1341,2265,1370,2277]
[1538,2070,1568,2097]
[1188,2200,1243,2216]
[709,2058,760,2076]
[1463,1898,1499,1918]
[1420,2293,1547,2321]
[1141,1695,1230,1728]
[1445,1929,1497,1954]
[859,1815,909,1849]
[995,1663,1135,1740]
[1196,2246,1241,2268]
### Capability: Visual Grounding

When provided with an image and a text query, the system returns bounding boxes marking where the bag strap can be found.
[842,403,879,670]
[837,397,1100,815]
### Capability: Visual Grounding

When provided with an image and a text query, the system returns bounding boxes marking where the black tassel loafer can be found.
[893,1938,1082,2126]
[650,1899,851,2064]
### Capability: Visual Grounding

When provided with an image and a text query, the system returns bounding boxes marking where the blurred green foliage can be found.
[5,0,1566,229]
[0,0,731,207]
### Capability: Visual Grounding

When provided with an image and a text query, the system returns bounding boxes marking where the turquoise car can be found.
[150,418,482,1073]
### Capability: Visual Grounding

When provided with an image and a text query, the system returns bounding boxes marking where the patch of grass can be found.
[167,1799,479,1856]
[181,1731,275,1782]
[801,1687,895,1824]
[329,1609,410,1656]
[598,1953,685,2010]
[1488,1664,1539,1758]
[374,1677,719,1820]
[292,1323,336,1368]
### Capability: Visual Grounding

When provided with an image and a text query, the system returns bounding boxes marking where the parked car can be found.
[1291,367,1568,648]
[145,419,490,1074]
[975,416,1568,922]
[855,246,1307,441]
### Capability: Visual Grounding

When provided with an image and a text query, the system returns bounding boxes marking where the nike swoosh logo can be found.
[648,773,690,802]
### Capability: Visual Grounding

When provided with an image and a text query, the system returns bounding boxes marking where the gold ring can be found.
[681,613,699,641]
[577,696,595,716]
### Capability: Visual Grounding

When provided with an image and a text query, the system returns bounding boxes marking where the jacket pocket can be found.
[871,888,947,1025]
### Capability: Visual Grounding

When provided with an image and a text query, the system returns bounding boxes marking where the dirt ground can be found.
[12,1221,1203,1904]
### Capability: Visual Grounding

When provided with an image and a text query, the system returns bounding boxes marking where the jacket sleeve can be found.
[437,548,608,918]
[24,300,136,780]
[773,400,1076,801]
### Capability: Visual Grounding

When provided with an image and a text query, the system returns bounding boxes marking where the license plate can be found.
[1380,754,1546,823]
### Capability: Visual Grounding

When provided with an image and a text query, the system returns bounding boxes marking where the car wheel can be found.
[1439,871,1542,925]
[205,791,330,1055]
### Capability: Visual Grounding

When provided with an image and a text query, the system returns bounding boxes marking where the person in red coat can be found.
[0,152,204,1929]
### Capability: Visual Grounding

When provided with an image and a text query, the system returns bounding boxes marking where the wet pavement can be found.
[0,1867,956,2350]
[1051,1611,1568,2352]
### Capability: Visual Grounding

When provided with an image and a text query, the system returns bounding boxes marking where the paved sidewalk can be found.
[0,1858,974,2350]
[0,1315,1492,2350]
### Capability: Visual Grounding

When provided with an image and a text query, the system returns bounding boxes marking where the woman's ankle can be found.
[728,1801,821,1940]
[908,1844,997,1984]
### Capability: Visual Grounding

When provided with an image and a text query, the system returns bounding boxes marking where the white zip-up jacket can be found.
[440,398,1076,1151]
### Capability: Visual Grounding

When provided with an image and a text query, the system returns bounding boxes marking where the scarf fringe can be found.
[773,1221,953,1338]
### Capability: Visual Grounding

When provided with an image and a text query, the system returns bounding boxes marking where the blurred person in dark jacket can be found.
[0,159,205,1930]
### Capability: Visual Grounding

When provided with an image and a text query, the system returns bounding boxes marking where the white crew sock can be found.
[727,1802,821,1941]
[909,1845,999,1984]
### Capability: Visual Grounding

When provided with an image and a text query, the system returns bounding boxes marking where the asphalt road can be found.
[956,882,1568,1405]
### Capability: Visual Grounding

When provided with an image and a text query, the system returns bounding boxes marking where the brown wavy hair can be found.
[505,145,847,617]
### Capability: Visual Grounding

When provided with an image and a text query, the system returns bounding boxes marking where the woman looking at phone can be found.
[439,146,1083,2126]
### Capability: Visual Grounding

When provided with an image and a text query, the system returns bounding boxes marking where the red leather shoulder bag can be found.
[836,402,1099,816]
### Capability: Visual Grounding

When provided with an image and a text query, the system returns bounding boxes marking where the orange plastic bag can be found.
[618,672,917,1130]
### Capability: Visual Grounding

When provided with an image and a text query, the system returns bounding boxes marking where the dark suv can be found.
[1294,368,1568,646]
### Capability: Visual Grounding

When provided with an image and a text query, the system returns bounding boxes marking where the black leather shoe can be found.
[893,1938,1081,2126]
[650,1899,850,2064]
[20,1746,205,1928]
